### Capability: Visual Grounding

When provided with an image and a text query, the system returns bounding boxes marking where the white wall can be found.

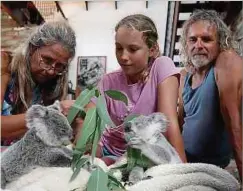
[60,1,168,89]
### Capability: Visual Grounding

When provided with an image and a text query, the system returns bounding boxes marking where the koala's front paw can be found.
[128,137,145,149]
[61,147,72,159]
[128,166,144,184]
[142,175,153,180]
[124,181,134,187]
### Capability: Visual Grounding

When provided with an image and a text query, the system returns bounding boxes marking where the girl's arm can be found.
[157,75,187,162]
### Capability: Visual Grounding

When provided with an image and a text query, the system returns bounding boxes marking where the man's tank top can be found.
[182,66,232,167]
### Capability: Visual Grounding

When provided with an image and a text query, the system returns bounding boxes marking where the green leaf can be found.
[71,153,80,171]
[135,153,154,168]
[96,94,116,128]
[77,110,86,119]
[127,147,139,171]
[95,89,100,97]
[105,90,128,106]
[75,107,97,152]
[99,118,106,134]
[72,149,82,156]
[70,157,89,182]
[67,88,96,124]
[91,116,101,162]
[108,173,125,189]
[87,167,109,191]
[72,104,85,111]
[108,181,120,191]
[124,114,140,123]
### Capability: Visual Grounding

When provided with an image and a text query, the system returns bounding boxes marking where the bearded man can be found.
[178,10,242,181]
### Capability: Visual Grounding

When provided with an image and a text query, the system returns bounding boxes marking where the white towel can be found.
[127,163,240,191]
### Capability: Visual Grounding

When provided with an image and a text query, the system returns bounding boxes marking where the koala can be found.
[109,112,182,186]
[125,112,182,165]
[77,58,105,89]
[1,101,73,189]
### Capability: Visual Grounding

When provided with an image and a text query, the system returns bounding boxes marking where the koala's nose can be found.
[124,122,132,132]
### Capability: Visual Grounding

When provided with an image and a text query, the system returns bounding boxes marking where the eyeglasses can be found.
[37,49,68,75]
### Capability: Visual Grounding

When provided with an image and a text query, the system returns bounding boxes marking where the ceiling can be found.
[1,1,66,52]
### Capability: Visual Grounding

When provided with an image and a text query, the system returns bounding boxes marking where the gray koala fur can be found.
[110,112,182,186]
[125,112,182,165]
[1,101,73,189]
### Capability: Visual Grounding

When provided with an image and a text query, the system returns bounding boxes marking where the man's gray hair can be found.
[179,9,240,67]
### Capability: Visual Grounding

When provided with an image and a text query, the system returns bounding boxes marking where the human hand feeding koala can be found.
[1,101,73,189]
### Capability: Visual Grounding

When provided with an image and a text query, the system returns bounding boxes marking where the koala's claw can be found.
[129,137,144,146]
[142,175,153,180]
[124,181,134,187]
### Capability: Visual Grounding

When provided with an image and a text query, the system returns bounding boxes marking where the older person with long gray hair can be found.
[178,10,242,181]
[1,20,76,143]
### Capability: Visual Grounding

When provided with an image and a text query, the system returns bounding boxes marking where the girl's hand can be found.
[60,100,75,116]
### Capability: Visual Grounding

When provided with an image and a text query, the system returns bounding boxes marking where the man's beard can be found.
[190,55,210,68]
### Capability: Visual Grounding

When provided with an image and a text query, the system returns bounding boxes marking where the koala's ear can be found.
[26,105,47,129]
[49,100,61,112]
[150,112,168,132]
[27,105,47,118]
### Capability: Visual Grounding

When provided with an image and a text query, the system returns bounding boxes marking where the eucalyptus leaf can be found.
[72,104,85,111]
[67,88,96,124]
[72,149,82,156]
[96,94,116,128]
[77,109,86,119]
[87,167,109,191]
[75,107,97,152]
[105,90,128,106]
[127,147,139,171]
[95,89,100,97]
[135,153,155,168]
[85,133,95,154]
[108,173,125,189]
[91,116,101,162]
[70,157,89,182]
[72,139,93,170]
[99,118,106,134]
[108,181,120,191]
[72,150,85,171]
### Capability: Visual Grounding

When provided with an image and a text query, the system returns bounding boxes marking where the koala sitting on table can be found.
[109,112,182,185]
[1,101,73,189]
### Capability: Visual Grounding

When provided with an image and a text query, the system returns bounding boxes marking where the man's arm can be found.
[215,50,242,181]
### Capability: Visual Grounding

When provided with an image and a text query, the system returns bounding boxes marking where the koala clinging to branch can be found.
[109,113,182,185]
[1,101,73,189]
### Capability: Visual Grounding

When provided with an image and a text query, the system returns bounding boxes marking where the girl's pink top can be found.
[94,56,180,156]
